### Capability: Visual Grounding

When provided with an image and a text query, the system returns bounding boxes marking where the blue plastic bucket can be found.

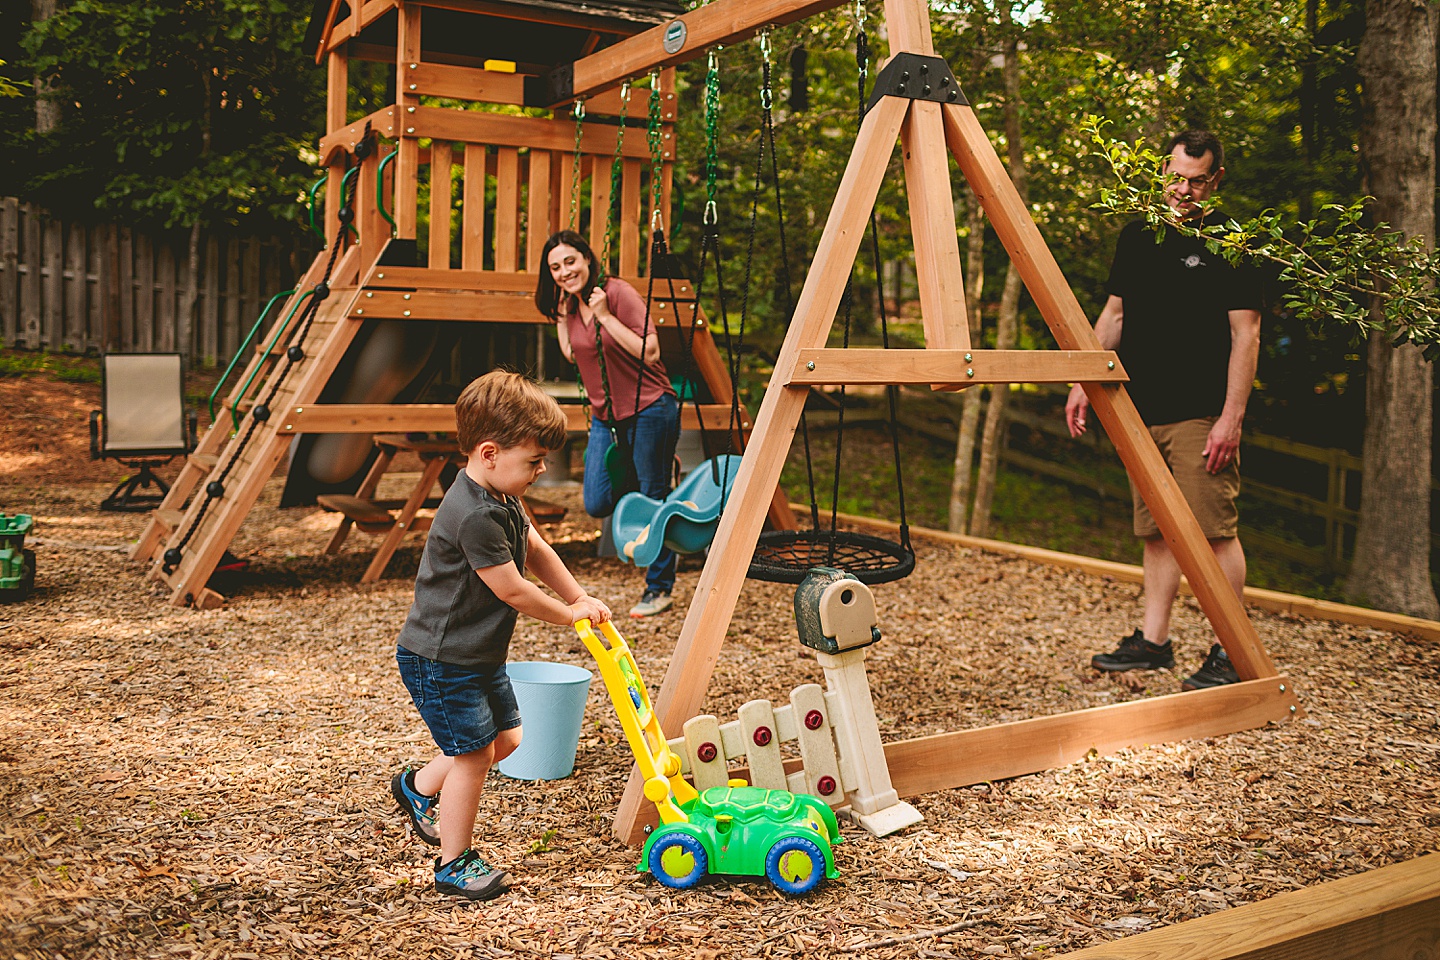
[496,661,594,780]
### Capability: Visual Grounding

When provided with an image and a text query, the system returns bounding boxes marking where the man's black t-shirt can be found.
[1106,213,1262,426]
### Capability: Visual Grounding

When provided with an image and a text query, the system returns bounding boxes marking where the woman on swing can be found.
[535,229,680,618]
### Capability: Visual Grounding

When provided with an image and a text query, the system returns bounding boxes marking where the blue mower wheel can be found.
[648,832,707,889]
[765,835,826,896]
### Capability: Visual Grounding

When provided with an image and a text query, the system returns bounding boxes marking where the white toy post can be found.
[797,569,924,837]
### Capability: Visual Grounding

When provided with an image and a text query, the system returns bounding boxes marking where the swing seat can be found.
[613,455,743,568]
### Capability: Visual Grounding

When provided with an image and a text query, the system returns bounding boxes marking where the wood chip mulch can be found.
[2,475,1437,960]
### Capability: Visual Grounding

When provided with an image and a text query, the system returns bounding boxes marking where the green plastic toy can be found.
[578,618,843,896]
[0,514,35,601]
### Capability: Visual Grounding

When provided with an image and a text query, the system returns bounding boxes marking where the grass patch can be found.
[0,348,101,384]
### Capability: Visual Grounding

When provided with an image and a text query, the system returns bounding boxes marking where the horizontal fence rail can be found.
[0,197,312,366]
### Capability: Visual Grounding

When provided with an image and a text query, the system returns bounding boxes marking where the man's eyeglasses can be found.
[1168,172,1217,191]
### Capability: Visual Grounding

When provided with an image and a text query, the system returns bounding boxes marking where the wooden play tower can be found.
[130,0,791,608]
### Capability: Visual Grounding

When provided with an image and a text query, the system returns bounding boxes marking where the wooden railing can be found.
[320,69,676,285]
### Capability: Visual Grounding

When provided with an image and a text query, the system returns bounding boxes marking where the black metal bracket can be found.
[526,63,575,109]
[864,53,968,114]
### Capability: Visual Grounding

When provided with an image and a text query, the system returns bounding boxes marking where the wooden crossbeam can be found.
[543,0,850,106]
[884,679,1300,797]
[273,402,751,434]
[786,349,1126,386]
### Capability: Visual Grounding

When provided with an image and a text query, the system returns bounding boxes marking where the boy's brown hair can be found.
[455,370,568,454]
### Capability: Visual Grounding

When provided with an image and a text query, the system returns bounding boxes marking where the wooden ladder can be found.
[131,244,365,608]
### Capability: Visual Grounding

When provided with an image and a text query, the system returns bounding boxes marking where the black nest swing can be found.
[739,25,915,587]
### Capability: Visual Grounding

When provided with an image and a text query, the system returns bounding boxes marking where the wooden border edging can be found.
[806,507,1440,642]
[883,678,1300,798]
[1052,853,1440,960]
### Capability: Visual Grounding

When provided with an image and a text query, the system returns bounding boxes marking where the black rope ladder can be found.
[162,136,373,581]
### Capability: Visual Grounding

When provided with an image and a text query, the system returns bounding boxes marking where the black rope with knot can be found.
[163,142,366,576]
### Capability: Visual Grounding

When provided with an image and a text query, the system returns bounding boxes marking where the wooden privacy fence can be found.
[0,197,313,366]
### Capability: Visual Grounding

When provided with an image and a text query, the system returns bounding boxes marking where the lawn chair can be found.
[89,353,196,512]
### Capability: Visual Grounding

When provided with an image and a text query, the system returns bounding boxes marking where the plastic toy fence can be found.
[665,686,855,807]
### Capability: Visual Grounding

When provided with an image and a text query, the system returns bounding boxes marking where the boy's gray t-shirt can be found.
[396,471,529,667]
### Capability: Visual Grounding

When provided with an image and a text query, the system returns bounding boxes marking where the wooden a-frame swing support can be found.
[540,0,1306,844]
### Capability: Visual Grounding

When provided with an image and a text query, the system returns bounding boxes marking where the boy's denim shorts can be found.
[395,647,522,756]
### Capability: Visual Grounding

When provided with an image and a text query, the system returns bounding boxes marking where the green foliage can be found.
[0,60,25,98]
[1087,117,1440,355]
[8,0,324,232]
[0,347,100,383]
[529,828,558,854]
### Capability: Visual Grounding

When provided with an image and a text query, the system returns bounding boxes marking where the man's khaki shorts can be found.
[1130,416,1240,540]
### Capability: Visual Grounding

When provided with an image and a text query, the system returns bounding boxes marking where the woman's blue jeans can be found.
[584,393,679,594]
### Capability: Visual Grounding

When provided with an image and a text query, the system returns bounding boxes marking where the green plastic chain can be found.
[599,81,631,278]
[646,69,665,233]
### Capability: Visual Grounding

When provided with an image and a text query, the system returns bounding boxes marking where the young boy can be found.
[391,370,610,901]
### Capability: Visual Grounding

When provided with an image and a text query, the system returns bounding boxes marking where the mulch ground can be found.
[2,371,1438,960]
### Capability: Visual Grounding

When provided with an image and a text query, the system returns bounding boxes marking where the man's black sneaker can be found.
[1182,643,1239,691]
[1091,629,1175,672]
[434,849,510,901]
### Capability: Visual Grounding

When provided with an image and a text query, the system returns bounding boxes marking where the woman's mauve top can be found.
[564,277,674,421]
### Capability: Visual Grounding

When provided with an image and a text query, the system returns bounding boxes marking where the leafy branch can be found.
[1084,117,1440,357]
[0,61,26,98]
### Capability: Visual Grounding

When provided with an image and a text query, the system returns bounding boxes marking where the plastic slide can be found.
[612,454,744,569]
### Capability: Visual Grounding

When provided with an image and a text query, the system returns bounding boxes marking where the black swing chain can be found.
[164,140,366,575]
[855,9,912,554]
[699,48,746,488]
[741,30,822,531]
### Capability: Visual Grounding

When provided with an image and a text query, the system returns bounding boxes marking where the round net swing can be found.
[750,529,915,585]
[742,19,915,588]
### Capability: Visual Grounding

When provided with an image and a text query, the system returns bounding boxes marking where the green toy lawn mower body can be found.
[640,783,842,896]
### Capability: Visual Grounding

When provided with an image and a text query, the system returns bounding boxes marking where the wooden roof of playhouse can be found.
[304,0,687,67]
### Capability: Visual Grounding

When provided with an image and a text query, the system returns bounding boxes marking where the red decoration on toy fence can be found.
[696,741,718,763]
[753,726,772,746]
[816,775,837,796]
[804,709,825,730]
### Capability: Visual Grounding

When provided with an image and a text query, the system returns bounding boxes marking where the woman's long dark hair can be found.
[534,230,603,321]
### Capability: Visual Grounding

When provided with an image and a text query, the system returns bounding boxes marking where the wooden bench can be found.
[316,494,441,535]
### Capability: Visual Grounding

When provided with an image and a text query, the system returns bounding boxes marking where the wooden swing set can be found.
[549,0,1304,847]
[129,0,1304,795]
[117,0,1440,949]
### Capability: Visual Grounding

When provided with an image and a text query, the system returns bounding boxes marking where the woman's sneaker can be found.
[1181,643,1239,690]
[434,849,510,901]
[629,589,673,618]
[391,768,440,846]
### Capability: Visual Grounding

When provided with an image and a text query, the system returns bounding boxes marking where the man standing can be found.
[1066,130,1262,691]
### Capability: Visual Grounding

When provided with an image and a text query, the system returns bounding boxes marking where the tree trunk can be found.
[1299,0,1319,222]
[948,183,987,532]
[31,0,61,134]
[970,24,1028,538]
[971,264,1022,538]
[1347,0,1440,617]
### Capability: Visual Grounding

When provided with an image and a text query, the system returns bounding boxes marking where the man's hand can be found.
[1065,384,1091,438]
[1203,415,1242,474]
[569,594,611,625]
